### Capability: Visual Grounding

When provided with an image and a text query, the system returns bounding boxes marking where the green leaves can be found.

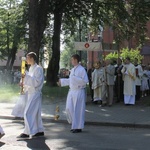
[0,0,27,57]
[105,47,143,64]
[90,0,150,47]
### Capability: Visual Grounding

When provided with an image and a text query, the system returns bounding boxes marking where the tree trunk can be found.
[9,46,17,70]
[6,54,11,70]
[5,45,17,71]
[28,0,49,63]
[46,11,62,86]
[28,0,40,60]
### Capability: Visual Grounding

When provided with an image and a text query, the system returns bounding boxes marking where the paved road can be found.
[0,95,150,149]
[1,118,150,150]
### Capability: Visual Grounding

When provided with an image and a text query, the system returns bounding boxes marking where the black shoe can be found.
[33,132,44,137]
[17,133,29,138]
[70,129,73,132]
[93,101,98,104]
[71,129,82,133]
[0,133,5,139]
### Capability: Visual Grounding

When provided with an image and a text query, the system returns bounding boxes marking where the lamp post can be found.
[78,15,82,59]
[98,24,104,61]
[85,35,90,69]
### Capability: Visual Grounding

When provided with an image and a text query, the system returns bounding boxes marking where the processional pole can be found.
[21,57,26,95]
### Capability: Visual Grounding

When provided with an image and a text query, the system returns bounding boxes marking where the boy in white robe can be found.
[121,57,136,105]
[58,54,88,133]
[12,65,29,118]
[17,52,44,138]
[0,125,5,138]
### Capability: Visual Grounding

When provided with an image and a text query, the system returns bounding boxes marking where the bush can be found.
[105,47,143,64]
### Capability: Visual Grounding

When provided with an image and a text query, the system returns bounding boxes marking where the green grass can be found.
[0,84,69,103]
[42,85,69,103]
[0,84,20,103]
[2,84,149,106]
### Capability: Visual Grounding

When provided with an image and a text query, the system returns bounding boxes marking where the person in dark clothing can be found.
[115,58,124,102]
[87,67,94,101]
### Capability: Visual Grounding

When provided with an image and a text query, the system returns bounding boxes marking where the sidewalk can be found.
[0,96,150,128]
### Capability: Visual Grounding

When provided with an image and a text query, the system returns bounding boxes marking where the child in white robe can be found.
[11,92,27,118]
[11,80,27,118]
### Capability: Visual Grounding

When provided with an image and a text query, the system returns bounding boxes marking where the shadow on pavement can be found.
[0,141,5,147]
[17,136,50,150]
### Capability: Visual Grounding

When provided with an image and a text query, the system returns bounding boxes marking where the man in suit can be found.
[105,59,115,106]
[87,67,94,101]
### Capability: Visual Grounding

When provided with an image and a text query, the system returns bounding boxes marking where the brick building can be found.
[87,21,150,69]
[0,50,25,70]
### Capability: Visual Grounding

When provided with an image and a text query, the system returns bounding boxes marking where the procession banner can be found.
[74,42,102,51]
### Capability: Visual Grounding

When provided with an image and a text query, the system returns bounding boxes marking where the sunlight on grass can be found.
[0,84,90,104]
[0,84,69,103]
[42,85,69,103]
[0,84,20,103]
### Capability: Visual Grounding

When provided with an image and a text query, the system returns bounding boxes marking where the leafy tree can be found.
[46,0,92,86]
[27,0,150,86]
[120,48,143,63]
[90,0,150,49]
[0,0,28,70]
[60,37,76,69]
[105,47,143,64]
[105,52,118,61]
[28,0,49,61]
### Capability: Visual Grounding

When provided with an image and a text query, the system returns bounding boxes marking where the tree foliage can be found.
[0,0,149,86]
[90,0,150,47]
[105,47,143,64]
[60,37,76,69]
[46,0,94,86]
[0,0,28,70]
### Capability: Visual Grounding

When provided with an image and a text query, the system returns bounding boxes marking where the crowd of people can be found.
[88,57,150,106]
[1,54,150,140]
[0,69,21,85]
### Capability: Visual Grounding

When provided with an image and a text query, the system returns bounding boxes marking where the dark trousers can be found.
[115,77,124,102]
[89,81,94,100]
[136,86,141,100]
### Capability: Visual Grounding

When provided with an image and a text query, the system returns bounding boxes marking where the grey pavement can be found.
[0,95,150,128]
[1,96,150,149]
[1,118,150,150]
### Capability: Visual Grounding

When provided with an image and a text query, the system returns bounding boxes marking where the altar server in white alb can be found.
[121,57,136,105]
[58,54,88,133]
[11,92,27,118]
[0,125,5,138]
[17,52,44,138]
[12,62,28,119]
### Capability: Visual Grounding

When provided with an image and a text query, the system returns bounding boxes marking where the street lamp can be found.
[98,24,104,61]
